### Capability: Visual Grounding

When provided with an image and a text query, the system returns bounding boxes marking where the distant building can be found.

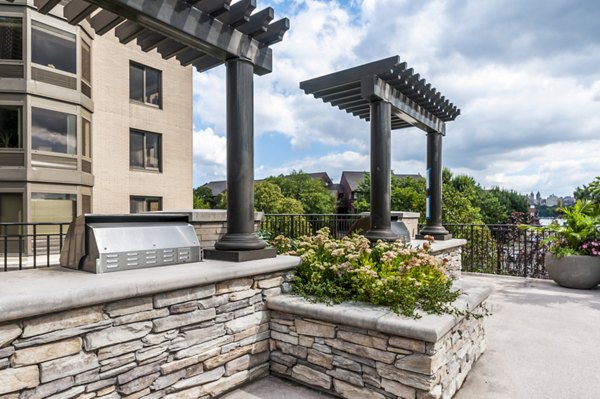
[546,194,560,207]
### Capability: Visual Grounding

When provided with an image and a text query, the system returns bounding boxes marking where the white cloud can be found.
[192,0,600,197]
[193,127,226,182]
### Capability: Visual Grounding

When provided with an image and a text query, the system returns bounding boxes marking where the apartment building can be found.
[0,1,193,229]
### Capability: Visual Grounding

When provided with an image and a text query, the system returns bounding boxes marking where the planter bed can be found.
[266,280,492,399]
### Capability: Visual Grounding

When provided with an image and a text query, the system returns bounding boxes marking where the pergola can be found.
[300,56,460,241]
[15,0,289,258]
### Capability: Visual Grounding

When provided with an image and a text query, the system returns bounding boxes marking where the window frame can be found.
[0,16,23,63]
[0,105,22,149]
[80,39,92,97]
[129,61,162,108]
[129,129,162,172]
[31,106,78,156]
[130,196,162,214]
[30,20,77,76]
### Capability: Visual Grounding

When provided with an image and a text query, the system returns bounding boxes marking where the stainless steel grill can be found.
[60,214,201,273]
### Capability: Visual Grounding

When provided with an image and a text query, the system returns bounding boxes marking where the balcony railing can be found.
[1,222,70,271]
[262,215,554,279]
[262,214,362,240]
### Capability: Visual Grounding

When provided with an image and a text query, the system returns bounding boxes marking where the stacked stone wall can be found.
[0,271,292,398]
[432,247,462,280]
[269,304,486,399]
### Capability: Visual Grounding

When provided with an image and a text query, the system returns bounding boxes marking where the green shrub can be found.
[272,228,462,318]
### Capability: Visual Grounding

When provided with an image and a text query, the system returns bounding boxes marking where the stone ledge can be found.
[0,256,300,324]
[411,238,467,254]
[153,210,263,223]
[267,279,492,343]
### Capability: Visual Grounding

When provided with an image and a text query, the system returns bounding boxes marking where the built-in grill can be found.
[60,214,201,274]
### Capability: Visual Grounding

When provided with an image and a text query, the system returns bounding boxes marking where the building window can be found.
[31,21,76,74]
[130,129,161,171]
[0,193,22,235]
[0,17,22,61]
[129,62,161,107]
[32,107,77,155]
[31,193,76,234]
[130,196,162,213]
[82,117,91,158]
[81,41,91,97]
[0,106,21,148]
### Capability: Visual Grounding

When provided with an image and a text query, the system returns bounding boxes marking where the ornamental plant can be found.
[525,200,600,257]
[272,228,462,318]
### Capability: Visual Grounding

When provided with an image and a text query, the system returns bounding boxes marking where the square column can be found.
[365,100,400,243]
[417,131,452,240]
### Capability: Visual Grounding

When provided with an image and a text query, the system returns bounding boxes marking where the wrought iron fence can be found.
[443,224,553,279]
[1,222,70,272]
[262,215,553,279]
[262,214,363,240]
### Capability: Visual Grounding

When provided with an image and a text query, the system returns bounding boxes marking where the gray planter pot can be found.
[544,253,600,289]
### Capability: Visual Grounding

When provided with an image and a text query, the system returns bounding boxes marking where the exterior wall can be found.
[432,247,462,280]
[91,29,193,214]
[268,304,487,399]
[0,271,293,398]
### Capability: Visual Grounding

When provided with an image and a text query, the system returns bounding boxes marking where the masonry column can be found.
[365,100,399,242]
[214,58,266,252]
[417,131,452,240]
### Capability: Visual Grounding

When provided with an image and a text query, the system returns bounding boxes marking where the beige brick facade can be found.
[91,32,193,214]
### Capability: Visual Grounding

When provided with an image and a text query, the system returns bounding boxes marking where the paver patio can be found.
[226,274,600,399]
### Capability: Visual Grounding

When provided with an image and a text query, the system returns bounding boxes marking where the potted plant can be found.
[530,200,600,289]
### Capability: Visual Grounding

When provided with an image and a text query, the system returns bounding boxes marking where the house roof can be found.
[341,171,423,192]
[202,180,228,196]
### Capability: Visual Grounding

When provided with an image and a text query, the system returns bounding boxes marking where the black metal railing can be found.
[1,222,70,272]
[429,224,553,279]
[262,215,554,279]
[262,214,362,240]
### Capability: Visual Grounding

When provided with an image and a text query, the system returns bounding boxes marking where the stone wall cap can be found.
[0,256,299,324]
[150,210,264,223]
[359,211,420,219]
[411,238,467,253]
[267,280,492,342]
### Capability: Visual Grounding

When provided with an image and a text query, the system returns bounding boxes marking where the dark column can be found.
[417,131,452,240]
[214,58,265,251]
[365,100,399,242]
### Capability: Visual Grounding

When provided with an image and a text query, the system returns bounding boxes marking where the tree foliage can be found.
[354,168,529,224]
[266,171,336,214]
[575,176,600,204]
[193,186,213,209]
[254,181,304,214]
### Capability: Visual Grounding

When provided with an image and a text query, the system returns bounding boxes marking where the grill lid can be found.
[60,214,201,274]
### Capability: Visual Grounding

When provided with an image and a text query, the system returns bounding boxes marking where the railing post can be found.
[33,224,37,269]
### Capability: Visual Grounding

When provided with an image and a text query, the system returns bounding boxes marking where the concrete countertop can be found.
[411,238,467,253]
[0,256,301,324]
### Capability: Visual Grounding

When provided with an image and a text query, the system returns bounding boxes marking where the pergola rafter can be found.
[300,56,461,241]
[13,0,289,75]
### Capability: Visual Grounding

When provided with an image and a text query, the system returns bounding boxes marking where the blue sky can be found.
[192,0,600,197]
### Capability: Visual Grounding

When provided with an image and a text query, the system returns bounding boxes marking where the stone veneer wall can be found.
[157,210,263,250]
[266,281,491,399]
[268,305,487,399]
[432,247,462,280]
[0,271,293,398]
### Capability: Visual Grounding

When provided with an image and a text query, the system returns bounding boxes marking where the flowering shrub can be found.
[580,240,600,257]
[525,200,600,257]
[272,228,462,318]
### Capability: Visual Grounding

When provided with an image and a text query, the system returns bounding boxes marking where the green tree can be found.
[574,176,600,203]
[267,171,336,214]
[254,181,304,214]
[193,185,213,209]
